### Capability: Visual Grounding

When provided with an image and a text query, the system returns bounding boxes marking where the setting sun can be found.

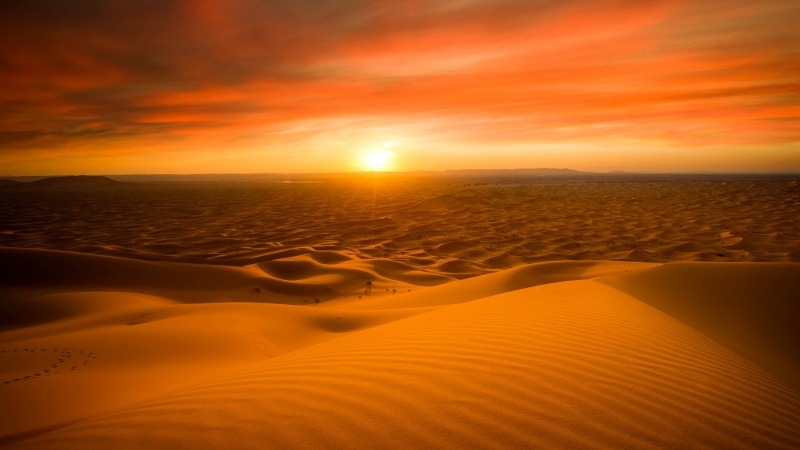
[363,150,394,171]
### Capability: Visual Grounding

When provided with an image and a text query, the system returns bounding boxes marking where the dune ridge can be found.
[2,179,798,448]
[601,262,800,389]
[0,247,449,314]
[1,180,797,269]
[2,248,799,449]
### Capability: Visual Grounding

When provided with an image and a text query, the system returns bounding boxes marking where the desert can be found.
[1,174,799,449]
[4,0,799,447]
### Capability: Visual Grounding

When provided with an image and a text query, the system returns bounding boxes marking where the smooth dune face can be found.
[2,249,799,449]
[1,179,799,448]
[601,262,800,390]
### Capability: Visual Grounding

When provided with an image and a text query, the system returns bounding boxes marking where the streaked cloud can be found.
[1,0,797,174]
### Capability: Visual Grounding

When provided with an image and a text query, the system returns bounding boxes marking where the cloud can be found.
[0,0,797,173]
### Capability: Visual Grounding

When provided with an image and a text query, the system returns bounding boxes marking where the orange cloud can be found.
[0,0,798,174]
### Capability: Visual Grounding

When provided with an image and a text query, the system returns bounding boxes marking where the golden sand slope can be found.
[2,249,799,449]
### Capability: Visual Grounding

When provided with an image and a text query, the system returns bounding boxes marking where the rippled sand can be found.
[1,176,799,449]
[1,178,798,275]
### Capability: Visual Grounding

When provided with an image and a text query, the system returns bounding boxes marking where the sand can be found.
[1,178,798,270]
[1,177,799,448]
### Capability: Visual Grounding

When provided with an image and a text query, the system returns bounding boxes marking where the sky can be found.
[1,0,798,175]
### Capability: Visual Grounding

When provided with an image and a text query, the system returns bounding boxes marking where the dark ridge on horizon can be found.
[440,168,582,174]
[2,170,798,186]
[0,175,136,191]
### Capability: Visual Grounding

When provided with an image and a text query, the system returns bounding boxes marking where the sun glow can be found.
[363,150,394,171]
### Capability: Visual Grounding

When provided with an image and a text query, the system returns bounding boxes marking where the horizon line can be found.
[3,168,800,179]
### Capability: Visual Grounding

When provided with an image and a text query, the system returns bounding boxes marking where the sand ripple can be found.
[2,178,799,449]
[6,268,799,449]
[1,180,797,274]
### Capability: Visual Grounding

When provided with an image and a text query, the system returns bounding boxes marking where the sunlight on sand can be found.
[1,177,799,449]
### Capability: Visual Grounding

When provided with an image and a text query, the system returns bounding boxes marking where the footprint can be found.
[1,346,98,384]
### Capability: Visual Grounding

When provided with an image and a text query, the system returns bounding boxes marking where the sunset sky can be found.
[1,0,798,175]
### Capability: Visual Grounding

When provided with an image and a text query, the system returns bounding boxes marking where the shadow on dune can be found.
[600,262,800,390]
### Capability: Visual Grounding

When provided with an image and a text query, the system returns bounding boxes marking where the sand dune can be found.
[2,179,798,448]
[0,248,449,312]
[1,180,797,267]
[601,262,800,390]
[2,248,799,449]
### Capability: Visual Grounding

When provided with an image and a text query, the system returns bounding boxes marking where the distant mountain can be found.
[2,175,134,190]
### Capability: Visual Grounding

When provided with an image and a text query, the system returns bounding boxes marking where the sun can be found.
[363,150,394,171]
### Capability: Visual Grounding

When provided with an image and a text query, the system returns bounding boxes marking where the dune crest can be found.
[2,247,799,448]
[601,262,800,389]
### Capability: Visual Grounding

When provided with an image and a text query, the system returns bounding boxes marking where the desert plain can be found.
[1,173,799,449]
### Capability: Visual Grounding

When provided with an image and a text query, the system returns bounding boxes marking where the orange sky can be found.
[1,0,798,175]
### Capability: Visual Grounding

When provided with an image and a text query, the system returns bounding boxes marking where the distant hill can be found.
[408,168,592,182]
[2,175,134,190]
[440,168,584,176]
[0,179,21,188]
